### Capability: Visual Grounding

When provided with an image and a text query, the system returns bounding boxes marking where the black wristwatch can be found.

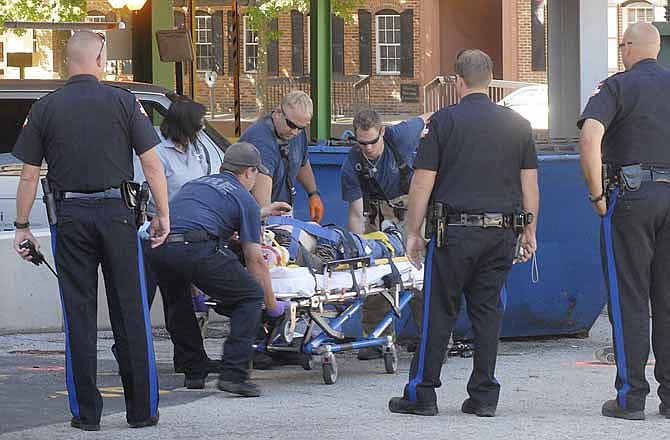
[14,221,30,229]
[588,192,605,203]
[308,189,321,198]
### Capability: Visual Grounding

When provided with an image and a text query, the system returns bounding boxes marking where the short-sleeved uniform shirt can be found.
[12,74,159,192]
[239,115,309,203]
[169,172,261,246]
[415,93,538,213]
[577,59,670,167]
[340,117,425,202]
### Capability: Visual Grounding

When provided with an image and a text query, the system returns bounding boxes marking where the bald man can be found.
[579,22,670,421]
[13,31,169,430]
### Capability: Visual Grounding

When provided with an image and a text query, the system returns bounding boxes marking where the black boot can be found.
[388,397,438,416]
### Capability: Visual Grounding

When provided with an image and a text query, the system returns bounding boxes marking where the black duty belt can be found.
[446,213,513,228]
[166,230,217,244]
[640,167,670,183]
[57,188,122,200]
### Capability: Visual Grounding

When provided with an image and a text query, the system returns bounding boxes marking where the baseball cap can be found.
[221,142,269,174]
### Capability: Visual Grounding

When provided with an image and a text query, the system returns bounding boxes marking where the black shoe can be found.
[184,371,208,389]
[128,410,159,428]
[461,398,496,417]
[357,346,384,360]
[252,352,275,370]
[70,417,100,431]
[388,397,438,416]
[601,399,645,420]
[660,402,670,418]
[217,379,261,397]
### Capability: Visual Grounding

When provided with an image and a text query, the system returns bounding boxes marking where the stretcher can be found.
[211,256,424,385]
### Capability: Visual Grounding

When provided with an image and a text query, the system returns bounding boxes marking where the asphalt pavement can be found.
[1,315,668,440]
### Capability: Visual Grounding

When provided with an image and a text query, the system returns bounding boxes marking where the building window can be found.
[85,15,106,23]
[625,2,655,27]
[196,14,214,72]
[243,16,258,73]
[376,14,401,75]
[608,5,619,74]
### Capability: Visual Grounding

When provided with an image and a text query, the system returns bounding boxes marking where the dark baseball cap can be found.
[221,142,269,174]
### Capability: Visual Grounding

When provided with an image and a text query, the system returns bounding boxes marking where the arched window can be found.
[85,10,106,23]
[375,9,401,75]
[624,1,655,27]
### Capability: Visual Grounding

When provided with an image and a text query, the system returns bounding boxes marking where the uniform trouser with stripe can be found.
[601,183,670,411]
[403,227,516,406]
[147,241,263,382]
[52,199,158,425]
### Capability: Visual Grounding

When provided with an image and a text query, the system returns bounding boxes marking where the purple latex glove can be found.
[266,300,289,318]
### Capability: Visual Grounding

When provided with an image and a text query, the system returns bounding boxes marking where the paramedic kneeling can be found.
[147,142,289,396]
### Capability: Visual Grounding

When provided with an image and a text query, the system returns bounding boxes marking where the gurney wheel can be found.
[383,344,398,374]
[322,353,338,385]
[301,355,314,371]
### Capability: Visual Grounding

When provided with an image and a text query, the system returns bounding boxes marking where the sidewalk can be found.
[0,315,666,440]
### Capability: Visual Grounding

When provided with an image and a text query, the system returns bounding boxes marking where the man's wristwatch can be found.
[13,221,30,229]
[588,192,605,203]
[307,189,321,198]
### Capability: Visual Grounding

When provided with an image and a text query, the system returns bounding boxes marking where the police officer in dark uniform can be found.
[579,22,670,421]
[12,31,170,430]
[147,142,290,396]
[388,49,539,417]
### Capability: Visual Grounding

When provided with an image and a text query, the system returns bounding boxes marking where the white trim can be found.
[195,14,213,72]
[375,14,401,75]
[243,15,258,73]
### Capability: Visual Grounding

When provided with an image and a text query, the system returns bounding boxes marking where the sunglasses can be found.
[96,32,106,60]
[281,105,306,131]
[618,41,632,50]
[356,131,382,146]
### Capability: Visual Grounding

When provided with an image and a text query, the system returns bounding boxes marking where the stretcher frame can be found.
[250,256,423,384]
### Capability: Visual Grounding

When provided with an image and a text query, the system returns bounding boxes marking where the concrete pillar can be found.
[548,0,608,140]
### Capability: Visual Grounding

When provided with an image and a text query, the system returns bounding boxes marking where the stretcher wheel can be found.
[383,344,398,374]
[595,347,616,364]
[301,355,314,371]
[322,353,338,385]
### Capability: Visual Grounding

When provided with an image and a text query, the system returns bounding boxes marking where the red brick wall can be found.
[517,0,547,84]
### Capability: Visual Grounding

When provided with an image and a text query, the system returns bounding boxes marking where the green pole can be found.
[310,0,331,141]
[152,0,175,90]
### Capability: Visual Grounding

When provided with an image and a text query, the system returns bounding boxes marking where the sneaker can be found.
[128,410,160,428]
[388,396,438,416]
[184,371,208,389]
[70,418,100,431]
[461,398,496,417]
[217,379,261,397]
[660,402,670,418]
[601,399,645,420]
[357,346,384,360]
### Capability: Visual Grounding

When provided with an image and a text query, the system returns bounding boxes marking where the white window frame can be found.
[607,5,619,74]
[85,15,106,23]
[195,14,213,72]
[306,15,310,75]
[243,15,258,73]
[375,14,401,75]
[625,2,655,27]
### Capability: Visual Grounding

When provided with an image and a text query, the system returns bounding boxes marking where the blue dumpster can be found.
[293,147,607,339]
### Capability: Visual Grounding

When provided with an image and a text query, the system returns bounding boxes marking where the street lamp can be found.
[108,0,126,8]
[107,0,148,12]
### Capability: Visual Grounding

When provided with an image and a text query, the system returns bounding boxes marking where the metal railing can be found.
[423,76,539,113]
[267,75,370,117]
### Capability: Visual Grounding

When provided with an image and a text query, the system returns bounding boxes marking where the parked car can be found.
[0,80,230,230]
[497,84,548,130]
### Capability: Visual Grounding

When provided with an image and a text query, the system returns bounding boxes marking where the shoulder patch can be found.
[591,82,604,97]
[136,98,149,117]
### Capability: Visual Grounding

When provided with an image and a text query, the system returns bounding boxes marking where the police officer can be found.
[12,31,169,430]
[388,49,539,417]
[146,142,290,395]
[239,91,324,222]
[340,109,429,360]
[578,22,670,421]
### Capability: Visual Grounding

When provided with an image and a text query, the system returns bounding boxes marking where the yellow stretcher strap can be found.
[362,231,395,256]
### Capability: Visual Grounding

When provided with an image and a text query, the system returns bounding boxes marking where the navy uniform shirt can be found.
[169,172,261,245]
[239,115,309,203]
[577,59,670,167]
[340,117,425,202]
[12,74,159,192]
[415,93,538,213]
